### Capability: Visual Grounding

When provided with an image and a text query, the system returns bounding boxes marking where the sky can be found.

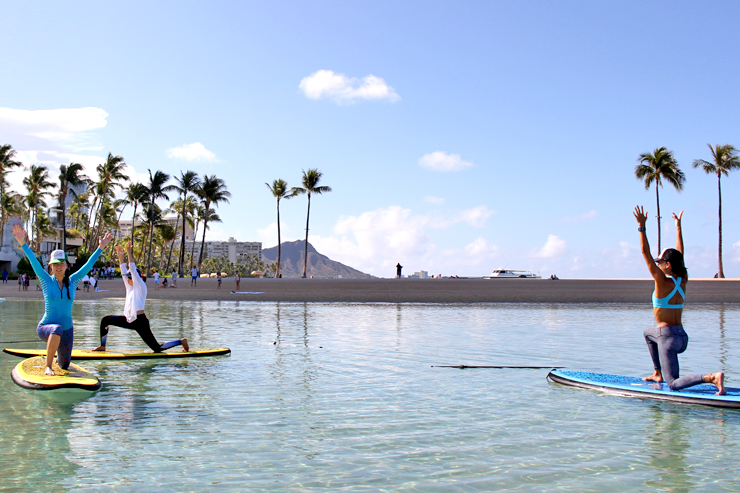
[2,1,740,279]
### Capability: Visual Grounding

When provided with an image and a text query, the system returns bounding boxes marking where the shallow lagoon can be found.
[1,300,740,492]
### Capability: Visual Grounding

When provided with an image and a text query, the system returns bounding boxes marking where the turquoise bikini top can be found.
[652,276,684,309]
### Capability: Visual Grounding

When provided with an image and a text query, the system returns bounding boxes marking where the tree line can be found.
[0,144,230,277]
[635,144,740,278]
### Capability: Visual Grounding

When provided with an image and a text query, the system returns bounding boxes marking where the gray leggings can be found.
[644,325,704,391]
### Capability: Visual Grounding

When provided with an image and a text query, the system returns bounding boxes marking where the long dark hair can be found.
[49,263,72,299]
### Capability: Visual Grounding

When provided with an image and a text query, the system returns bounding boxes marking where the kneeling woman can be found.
[634,206,724,394]
[14,224,112,376]
[93,242,188,353]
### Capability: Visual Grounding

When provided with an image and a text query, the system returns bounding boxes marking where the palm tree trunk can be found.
[190,221,199,266]
[165,214,180,273]
[198,217,209,271]
[61,191,67,252]
[276,198,282,278]
[718,174,724,278]
[655,185,661,255]
[303,193,311,278]
[178,199,188,276]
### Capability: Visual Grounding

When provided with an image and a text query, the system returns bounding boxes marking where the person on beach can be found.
[191,265,198,286]
[171,269,177,288]
[153,269,160,289]
[634,206,725,394]
[217,270,222,289]
[14,224,111,376]
[2,268,7,283]
[235,271,240,290]
[93,241,189,353]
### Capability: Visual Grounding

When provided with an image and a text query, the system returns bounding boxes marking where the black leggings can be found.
[100,314,182,352]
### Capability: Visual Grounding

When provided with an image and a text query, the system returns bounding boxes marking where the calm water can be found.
[1,299,739,492]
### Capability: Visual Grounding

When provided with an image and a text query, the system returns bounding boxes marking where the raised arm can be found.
[673,211,684,254]
[634,206,664,281]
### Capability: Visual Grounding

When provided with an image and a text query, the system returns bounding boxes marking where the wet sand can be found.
[2,277,739,304]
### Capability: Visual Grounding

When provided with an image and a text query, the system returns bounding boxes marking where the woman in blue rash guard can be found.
[14,224,113,376]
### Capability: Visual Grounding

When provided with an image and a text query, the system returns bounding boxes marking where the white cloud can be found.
[534,235,568,258]
[419,151,473,172]
[0,107,111,194]
[561,210,599,223]
[308,204,497,276]
[464,237,499,264]
[257,222,299,249]
[425,196,445,204]
[299,70,401,104]
[166,142,218,162]
[0,107,108,151]
[455,205,495,228]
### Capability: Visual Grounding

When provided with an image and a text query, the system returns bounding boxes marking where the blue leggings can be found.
[37,323,73,370]
[644,325,704,391]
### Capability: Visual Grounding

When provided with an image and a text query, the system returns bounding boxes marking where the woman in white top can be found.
[92,242,189,353]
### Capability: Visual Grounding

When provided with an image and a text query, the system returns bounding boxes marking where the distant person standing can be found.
[153,270,160,289]
[2,268,8,283]
[235,271,240,290]
[217,271,222,289]
[191,265,198,286]
[171,269,177,288]
[396,263,403,279]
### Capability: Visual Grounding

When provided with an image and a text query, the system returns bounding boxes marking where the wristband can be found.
[638,226,646,232]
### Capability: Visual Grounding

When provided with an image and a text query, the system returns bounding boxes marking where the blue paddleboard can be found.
[548,369,740,409]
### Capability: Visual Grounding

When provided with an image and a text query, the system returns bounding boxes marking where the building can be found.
[205,237,262,264]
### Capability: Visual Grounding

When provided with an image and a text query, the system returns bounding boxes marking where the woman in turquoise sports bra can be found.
[634,206,725,394]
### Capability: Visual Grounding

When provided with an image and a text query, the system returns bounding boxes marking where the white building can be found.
[205,237,262,264]
[118,217,193,243]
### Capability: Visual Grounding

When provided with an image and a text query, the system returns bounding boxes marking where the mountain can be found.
[262,240,374,279]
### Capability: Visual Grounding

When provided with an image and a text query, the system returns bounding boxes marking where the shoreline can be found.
[2,278,740,304]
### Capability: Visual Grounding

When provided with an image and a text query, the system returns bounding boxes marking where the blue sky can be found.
[2,1,740,278]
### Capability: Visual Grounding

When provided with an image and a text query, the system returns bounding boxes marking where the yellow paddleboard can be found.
[11,356,101,391]
[4,347,231,360]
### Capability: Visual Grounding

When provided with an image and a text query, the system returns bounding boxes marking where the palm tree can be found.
[122,183,149,245]
[57,163,89,252]
[23,164,55,251]
[265,179,297,278]
[693,144,740,278]
[172,170,201,276]
[635,147,685,254]
[89,153,128,251]
[0,144,23,246]
[293,169,332,278]
[196,175,230,271]
[144,170,176,275]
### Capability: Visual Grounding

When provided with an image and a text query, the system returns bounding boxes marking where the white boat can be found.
[485,269,541,279]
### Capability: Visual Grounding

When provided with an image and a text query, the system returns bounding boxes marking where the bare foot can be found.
[181,338,189,352]
[643,370,663,383]
[706,372,726,395]
[44,366,55,376]
[91,345,106,352]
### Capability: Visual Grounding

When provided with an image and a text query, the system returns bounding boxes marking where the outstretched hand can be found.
[98,233,114,249]
[672,210,683,228]
[13,224,28,246]
[633,205,648,227]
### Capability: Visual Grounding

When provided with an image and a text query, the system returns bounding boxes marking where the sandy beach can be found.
[2,277,739,304]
